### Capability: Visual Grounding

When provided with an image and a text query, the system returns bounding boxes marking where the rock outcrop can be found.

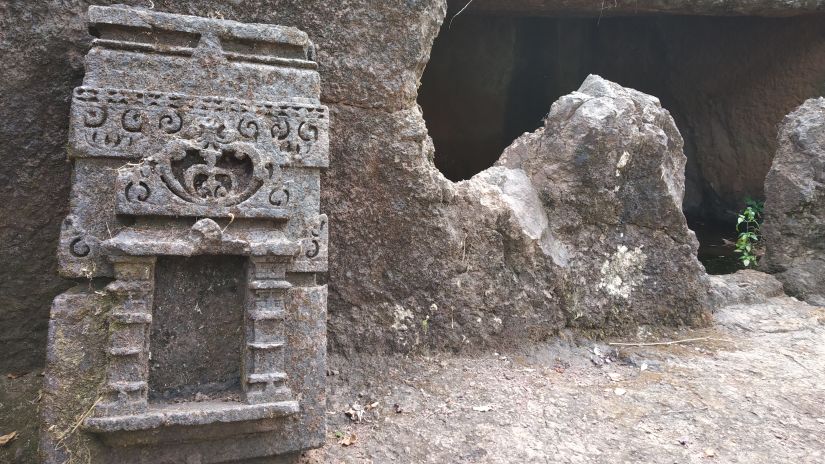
[326,75,712,356]
[496,75,710,329]
[763,98,825,305]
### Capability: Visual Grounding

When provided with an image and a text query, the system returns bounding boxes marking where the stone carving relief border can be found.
[70,87,329,167]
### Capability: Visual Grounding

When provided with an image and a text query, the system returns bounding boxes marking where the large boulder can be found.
[497,75,710,329]
[763,98,825,306]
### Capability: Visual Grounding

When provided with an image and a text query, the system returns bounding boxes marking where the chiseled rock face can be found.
[763,98,825,306]
[496,75,711,329]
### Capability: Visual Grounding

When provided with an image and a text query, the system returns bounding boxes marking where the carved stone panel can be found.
[41,6,328,464]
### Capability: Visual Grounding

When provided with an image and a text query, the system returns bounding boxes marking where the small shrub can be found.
[734,197,764,268]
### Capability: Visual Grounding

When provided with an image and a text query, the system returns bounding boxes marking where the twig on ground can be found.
[661,406,709,415]
[56,396,102,445]
[608,337,721,347]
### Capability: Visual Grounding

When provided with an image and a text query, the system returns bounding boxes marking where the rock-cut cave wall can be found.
[2,0,825,374]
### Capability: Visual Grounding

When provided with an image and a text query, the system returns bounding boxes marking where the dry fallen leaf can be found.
[0,431,18,447]
[338,433,357,447]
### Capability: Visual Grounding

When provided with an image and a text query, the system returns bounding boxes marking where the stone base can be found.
[41,284,327,464]
[85,400,299,436]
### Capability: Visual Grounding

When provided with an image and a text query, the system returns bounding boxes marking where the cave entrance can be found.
[418,9,825,274]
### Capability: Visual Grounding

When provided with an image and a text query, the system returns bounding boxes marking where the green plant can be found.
[735,197,764,268]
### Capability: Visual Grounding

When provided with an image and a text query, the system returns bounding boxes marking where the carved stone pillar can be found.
[244,255,293,404]
[97,256,156,417]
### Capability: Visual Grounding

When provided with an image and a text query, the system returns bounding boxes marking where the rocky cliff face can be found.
[763,98,825,306]
[328,72,713,356]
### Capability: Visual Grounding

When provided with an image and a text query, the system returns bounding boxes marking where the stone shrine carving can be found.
[41,6,328,463]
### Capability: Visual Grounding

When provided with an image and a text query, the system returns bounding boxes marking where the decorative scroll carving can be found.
[305,217,326,259]
[292,214,329,273]
[69,237,91,257]
[57,215,108,277]
[70,87,329,167]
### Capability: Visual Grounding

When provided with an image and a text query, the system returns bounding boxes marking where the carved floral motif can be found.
[116,115,287,217]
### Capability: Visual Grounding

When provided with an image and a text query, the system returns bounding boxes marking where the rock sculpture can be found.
[763,98,825,306]
[40,6,328,463]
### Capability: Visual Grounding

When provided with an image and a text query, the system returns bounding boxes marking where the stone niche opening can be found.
[148,255,246,402]
[419,9,825,274]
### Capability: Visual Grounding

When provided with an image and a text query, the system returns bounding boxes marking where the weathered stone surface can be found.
[763,98,825,306]
[707,269,786,309]
[447,0,825,16]
[41,282,325,463]
[496,75,711,329]
[1,0,823,460]
[41,6,328,463]
[148,255,247,402]
[0,0,444,374]
[658,16,825,218]
[2,0,721,373]
[325,75,711,357]
[0,0,80,374]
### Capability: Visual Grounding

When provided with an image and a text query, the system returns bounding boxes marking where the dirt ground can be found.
[302,294,825,463]
[3,274,824,463]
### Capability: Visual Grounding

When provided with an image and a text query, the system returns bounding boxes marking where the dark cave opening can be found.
[418,12,825,273]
